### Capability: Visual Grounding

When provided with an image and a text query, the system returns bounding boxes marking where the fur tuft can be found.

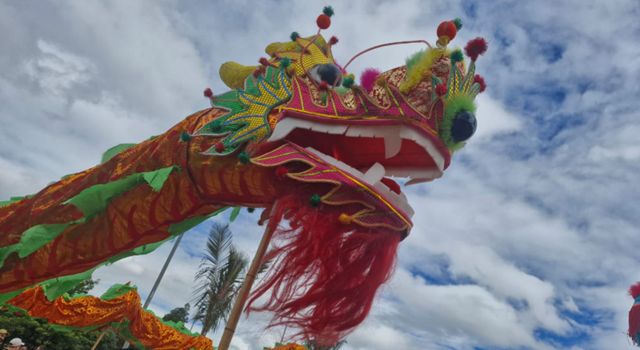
[360,68,381,92]
[465,37,488,61]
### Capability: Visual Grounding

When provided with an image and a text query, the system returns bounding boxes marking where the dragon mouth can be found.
[263,116,451,219]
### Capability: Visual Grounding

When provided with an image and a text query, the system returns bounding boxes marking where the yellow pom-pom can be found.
[338,213,352,225]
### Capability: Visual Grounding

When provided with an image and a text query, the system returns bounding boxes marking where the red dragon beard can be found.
[247,194,402,345]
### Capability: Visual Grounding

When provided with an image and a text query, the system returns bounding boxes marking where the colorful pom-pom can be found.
[238,151,250,164]
[630,283,640,299]
[338,213,352,225]
[342,74,355,89]
[275,166,289,179]
[210,119,222,132]
[318,81,329,90]
[259,57,271,66]
[310,194,322,207]
[474,74,487,92]
[247,207,255,213]
[280,57,291,69]
[290,32,300,41]
[203,87,213,98]
[360,68,380,93]
[214,142,225,153]
[316,14,331,29]
[253,66,266,78]
[180,131,192,142]
[329,36,339,45]
[437,20,458,41]
[464,37,488,61]
[450,49,464,63]
[323,6,334,17]
[453,18,463,30]
[435,83,448,97]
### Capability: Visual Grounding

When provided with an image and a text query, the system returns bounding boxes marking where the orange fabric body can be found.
[8,286,213,349]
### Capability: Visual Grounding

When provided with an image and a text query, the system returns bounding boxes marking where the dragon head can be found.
[193,8,488,342]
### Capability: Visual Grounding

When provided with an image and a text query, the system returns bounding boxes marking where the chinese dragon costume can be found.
[0,7,488,345]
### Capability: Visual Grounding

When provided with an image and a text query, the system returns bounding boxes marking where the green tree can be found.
[0,308,120,350]
[66,278,100,296]
[162,303,190,324]
[192,223,248,336]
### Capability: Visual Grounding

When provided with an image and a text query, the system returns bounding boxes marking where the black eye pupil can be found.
[316,64,342,86]
[451,111,477,143]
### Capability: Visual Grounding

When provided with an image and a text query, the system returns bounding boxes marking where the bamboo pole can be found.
[217,213,278,350]
[122,233,185,349]
[91,329,108,350]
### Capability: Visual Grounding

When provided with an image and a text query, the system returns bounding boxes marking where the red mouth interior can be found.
[275,128,440,194]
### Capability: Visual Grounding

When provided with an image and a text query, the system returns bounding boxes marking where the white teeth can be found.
[267,119,295,141]
[384,134,402,159]
[363,162,385,185]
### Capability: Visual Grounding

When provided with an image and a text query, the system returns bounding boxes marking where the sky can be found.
[1,0,639,349]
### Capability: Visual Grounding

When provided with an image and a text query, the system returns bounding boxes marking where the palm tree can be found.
[192,222,249,336]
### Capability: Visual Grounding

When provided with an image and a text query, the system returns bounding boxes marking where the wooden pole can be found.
[91,329,108,350]
[217,213,278,350]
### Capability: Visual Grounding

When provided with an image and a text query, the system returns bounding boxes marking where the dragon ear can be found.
[219,61,258,89]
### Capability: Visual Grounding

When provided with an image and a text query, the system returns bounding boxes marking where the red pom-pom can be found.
[437,21,457,40]
[474,74,487,92]
[203,88,213,98]
[630,283,640,299]
[259,57,271,66]
[465,37,488,61]
[317,14,331,29]
[318,81,329,90]
[214,142,225,152]
[275,166,289,179]
[253,66,265,78]
[329,36,339,45]
[360,68,380,93]
[435,83,448,97]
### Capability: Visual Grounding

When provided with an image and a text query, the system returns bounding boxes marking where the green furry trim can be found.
[441,94,476,150]
[101,143,137,164]
[405,50,425,72]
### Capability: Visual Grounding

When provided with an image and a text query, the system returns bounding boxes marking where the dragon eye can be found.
[450,110,477,143]
[309,63,343,86]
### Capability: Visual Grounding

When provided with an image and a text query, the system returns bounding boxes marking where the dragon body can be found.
[0,12,487,343]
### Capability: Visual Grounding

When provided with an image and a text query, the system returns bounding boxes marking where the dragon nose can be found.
[310,63,343,86]
[451,111,477,143]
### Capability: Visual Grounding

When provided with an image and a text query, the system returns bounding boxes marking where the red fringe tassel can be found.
[247,195,401,345]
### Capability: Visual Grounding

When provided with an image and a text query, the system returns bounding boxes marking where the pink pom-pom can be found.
[360,68,380,93]
[474,74,487,92]
[630,283,640,299]
[203,88,213,98]
[464,37,488,61]
[329,36,339,45]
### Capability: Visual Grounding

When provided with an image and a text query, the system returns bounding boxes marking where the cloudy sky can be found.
[1,0,639,349]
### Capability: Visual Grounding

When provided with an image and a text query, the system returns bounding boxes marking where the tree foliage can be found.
[0,308,120,350]
[66,278,100,296]
[162,303,190,324]
[192,223,248,336]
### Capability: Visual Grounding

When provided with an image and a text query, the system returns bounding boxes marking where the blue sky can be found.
[1,1,639,349]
